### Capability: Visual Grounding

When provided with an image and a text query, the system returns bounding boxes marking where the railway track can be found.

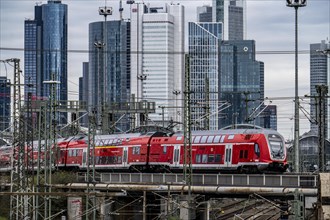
[209,198,283,220]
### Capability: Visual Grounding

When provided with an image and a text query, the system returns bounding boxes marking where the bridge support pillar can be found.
[179,195,196,220]
[320,173,330,219]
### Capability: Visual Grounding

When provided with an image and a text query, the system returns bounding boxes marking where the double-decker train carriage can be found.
[0,127,288,173]
[54,127,287,173]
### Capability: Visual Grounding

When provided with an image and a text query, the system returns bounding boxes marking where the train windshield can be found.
[268,134,285,158]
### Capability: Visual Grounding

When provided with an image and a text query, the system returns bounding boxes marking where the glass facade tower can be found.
[88,20,130,132]
[24,0,68,124]
[130,3,185,128]
[189,22,223,130]
[197,6,212,22]
[212,0,246,40]
[310,40,330,138]
[219,40,264,128]
[0,77,10,131]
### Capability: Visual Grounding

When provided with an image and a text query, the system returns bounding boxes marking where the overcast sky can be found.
[0,0,329,139]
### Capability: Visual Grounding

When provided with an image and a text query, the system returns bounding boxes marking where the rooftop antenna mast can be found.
[119,0,123,20]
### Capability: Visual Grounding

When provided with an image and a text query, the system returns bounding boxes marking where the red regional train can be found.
[54,127,288,173]
[0,126,288,173]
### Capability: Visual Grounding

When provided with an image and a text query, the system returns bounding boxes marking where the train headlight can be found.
[254,159,259,162]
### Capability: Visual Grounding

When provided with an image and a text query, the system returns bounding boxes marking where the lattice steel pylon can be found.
[43,75,60,219]
[35,103,48,220]
[183,55,192,194]
[8,58,34,220]
[86,112,97,220]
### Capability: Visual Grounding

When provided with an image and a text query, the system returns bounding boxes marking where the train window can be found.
[213,136,221,143]
[163,145,167,154]
[215,154,221,162]
[68,150,72,157]
[200,136,208,143]
[174,149,179,162]
[208,154,214,163]
[206,136,214,143]
[133,146,140,155]
[202,154,208,163]
[254,144,260,157]
[268,135,284,156]
[194,136,201,144]
[239,150,244,159]
[220,136,226,143]
[123,149,127,162]
[196,154,201,163]
[176,136,183,141]
[118,156,122,163]
[95,156,100,164]
[244,150,248,158]
[228,135,235,140]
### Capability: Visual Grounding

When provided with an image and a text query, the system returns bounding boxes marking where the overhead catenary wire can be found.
[0,47,314,55]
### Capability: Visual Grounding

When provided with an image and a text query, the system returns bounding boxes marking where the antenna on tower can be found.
[119,0,124,20]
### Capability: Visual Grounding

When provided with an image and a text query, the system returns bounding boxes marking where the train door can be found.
[224,144,233,167]
[122,146,128,168]
[82,149,87,168]
[173,145,181,167]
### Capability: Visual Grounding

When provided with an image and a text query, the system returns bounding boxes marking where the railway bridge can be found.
[1,172,326,219]
[52,172,320,219]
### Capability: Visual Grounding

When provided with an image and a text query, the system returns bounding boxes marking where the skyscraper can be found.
[79,62,89,127]
[219,40,264,128]
[188,22,223,130]
[310,40,330,138]
[130,3,184,128]
[88,20,130,132]
[197,5,212,22]
[212,0,246,40]
[0,77,10,131]
[24,0,68,124]
[262,105,277,130]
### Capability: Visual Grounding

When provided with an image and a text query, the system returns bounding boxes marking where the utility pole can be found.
[286,0,307,173]
[306,85,329,220]
[36,101,48,220]
[316,85,328,220]
[5,58,34,220]
[183,55,192,191]
[182,54,195,219]
[86,111,97,220]
[99,3,112,134]
[315,85,328,172]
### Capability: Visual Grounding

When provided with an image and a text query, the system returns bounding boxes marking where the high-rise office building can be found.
[79,62,89,127]
[219,40,264,128]
[262,105,277,130]
[197,5,212,22]
[24,0,68,124]
[130,3,184,128]
[212,0,246,40]
[310,40,329,138]
[0,77,10,131]
[188,22,223,130]
[88,20,130,132]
